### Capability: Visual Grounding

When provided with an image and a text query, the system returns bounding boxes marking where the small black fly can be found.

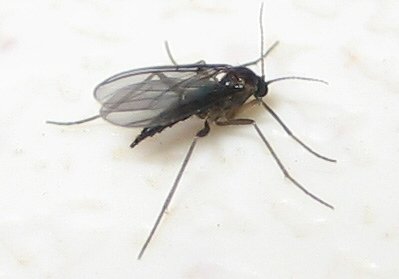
[47,4,336,259]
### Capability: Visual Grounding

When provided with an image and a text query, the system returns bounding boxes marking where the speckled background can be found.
[1,0,399,278]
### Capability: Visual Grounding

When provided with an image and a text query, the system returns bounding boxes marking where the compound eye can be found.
[255,78,268,98]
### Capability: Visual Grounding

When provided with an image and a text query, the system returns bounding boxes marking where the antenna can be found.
[259,2,265,79]
[266,76,328,86]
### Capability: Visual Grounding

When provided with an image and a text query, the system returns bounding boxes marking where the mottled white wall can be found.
[1,0,398,278]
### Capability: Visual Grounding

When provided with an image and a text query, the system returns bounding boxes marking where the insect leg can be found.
[164,41,178,66]
[216,118,334,210]
[240,41,279,67]
[138,120,210,259]
[46,115,100,126]
[261,101,336,162]
[164,41,206,65]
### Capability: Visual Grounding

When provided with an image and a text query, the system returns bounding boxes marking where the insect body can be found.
[47,4,336,259]
[95,64,264,147]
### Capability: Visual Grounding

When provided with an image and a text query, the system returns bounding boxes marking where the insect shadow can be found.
[47,3,336,259]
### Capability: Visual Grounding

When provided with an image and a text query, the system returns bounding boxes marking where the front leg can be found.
[216,118,334,209]
[216,118,254,126]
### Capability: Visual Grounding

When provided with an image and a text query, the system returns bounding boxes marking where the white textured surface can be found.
[2,0,399,278]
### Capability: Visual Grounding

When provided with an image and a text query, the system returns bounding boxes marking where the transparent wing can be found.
[94,64,230,127]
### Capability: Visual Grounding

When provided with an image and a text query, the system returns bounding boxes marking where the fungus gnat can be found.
[47,3,336,259]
